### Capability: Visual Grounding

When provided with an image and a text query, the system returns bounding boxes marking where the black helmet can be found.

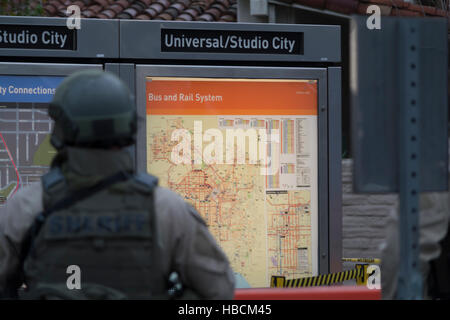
[49,70,136,149]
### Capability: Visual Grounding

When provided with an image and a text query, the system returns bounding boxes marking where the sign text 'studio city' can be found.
[0,25,75,49]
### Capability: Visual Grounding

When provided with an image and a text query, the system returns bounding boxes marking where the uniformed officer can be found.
[0,70,235,299]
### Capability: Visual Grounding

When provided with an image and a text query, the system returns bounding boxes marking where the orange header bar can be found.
[146,78,317,116]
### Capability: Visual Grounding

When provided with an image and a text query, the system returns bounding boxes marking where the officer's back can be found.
[0,70,235,299]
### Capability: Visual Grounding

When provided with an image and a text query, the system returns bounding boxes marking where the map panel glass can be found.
[0,75,63,209]
[146,77,319,287]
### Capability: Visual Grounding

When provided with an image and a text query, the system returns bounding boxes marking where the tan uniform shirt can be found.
[0,177,235,299]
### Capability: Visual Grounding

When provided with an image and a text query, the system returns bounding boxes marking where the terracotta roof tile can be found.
[183,8,200,18]
[218,14,234,22]
[159,0,172,9]
[216,0,230,7]
[357,3,392,15]
[116,12,132,19]
[96,13,109,19]
[130,4,145,12]
[124,7,140,18]
[57,9,68,17]
[435,8,448,17]
[293,0,449,18]
[89,4,103,14]
[48,0,62,7]
[144,8,158,18]
[359,0,388,6]
[176,13,194,21]
[324,0,358,14]
[30,1,40,10]
[191,0,211,12]
[73,1,87,9]
[188,5,205,15]
[405,3,427,15]
[31,0,237,22]
[136,14,151,19]
[211,3,227,13]
[293,0,325,9]
[55,3,67,11]
[177,0,192,7]
[197,12,215,21]
[359,0,405,8]
[44,4,58,15]
[149,3,165,15]
[81,10,95,18]
[205,7,222,20]
[139,0,153,6]
[35,0,446,22]
[47,0,60,5]
[94,0,109,7]
[418,5,437,16]
[223,7,236,17]
[101,9,117,18]
[170,2,187,13]
[115,0,130,9]
[391,7,421,16]
[155,12,174,20]
[164,7,180,18]
[108,4,124,14]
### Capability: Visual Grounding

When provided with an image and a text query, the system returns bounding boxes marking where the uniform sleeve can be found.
[0,184,43,298]
[173,204,235,300]
[0,226,22,298]
[379,205,399,300]
[0,199,24,298]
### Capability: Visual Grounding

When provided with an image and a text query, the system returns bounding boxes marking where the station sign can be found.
[0,24,76,50]
[161,28,303,55]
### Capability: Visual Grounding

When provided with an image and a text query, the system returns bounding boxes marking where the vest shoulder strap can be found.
[42,167,65,192]
[41,167,67,208]
[130,173,158,194]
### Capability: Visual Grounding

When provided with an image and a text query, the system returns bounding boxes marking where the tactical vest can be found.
[22,168,166,299]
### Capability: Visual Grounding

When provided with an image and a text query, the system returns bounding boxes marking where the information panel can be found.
[0,75,63,206]
[146,77,318,287]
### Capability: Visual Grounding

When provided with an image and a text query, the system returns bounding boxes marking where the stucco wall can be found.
[342,159,397,260]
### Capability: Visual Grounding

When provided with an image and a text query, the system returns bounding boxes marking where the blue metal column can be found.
[396,19,422,300]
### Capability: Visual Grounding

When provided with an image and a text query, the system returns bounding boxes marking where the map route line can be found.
[0,132,20,196]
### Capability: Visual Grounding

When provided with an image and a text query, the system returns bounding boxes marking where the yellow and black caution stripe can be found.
[271,266,366,288]
[342,258,381,264]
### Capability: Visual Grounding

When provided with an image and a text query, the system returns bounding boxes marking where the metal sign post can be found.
[397,19,422,300]
[351,16,448,299]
